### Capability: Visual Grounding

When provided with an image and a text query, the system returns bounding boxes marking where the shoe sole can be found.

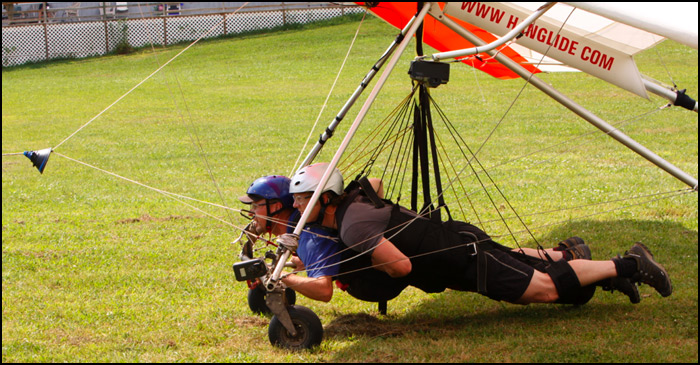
[613,277,641,304]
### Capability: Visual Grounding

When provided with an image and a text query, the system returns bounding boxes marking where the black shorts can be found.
[455,248,536,303]
[481,249,536,302]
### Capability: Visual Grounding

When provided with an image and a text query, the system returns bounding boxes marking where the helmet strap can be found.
[263,200,288,234]
[261,201,273,233]
[313,194,335,229]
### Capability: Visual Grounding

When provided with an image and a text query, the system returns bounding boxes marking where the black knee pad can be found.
[545,260,596,305]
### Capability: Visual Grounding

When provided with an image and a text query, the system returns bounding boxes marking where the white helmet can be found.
[290,162,344,196]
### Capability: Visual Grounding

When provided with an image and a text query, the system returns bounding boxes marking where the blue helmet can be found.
[239,175,294,209]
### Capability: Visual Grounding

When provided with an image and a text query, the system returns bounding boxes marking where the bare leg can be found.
[516,260,617,304]
[568,259,616,286]
[515,270,558,304]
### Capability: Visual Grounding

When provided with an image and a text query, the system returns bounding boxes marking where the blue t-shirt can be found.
[296,225,343,279]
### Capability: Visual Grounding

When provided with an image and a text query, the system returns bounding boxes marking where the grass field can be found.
[2,14,698,362]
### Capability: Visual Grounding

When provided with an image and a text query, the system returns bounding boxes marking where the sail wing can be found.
[359,2,698,99]
[355,2,542,80]
[442,2,668,98]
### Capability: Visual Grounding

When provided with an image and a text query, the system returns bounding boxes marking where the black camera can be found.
[408,60,450,88]
[233,258,268,281]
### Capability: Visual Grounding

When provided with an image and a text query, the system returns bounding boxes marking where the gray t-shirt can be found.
[339,195,418,254]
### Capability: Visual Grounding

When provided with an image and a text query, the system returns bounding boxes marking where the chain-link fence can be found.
[2,4,363,67]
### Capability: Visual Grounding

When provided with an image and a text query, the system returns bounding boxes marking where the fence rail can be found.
[2,3,358,26]
[2,3,363,67]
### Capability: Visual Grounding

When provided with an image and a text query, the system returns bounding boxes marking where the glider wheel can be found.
[268,305,323,350]
[248,286,296,315]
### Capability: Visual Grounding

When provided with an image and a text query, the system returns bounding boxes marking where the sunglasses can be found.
[239,201,269,219]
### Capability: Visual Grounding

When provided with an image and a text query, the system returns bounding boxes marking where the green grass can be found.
[3,14,698,362]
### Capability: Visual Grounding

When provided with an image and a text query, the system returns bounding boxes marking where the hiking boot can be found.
[601,255,641,304]
[624,242,672,297]
[557,237,591,260]
[557,236,585,250]
[564,243,592,260]
[608,277,641,304]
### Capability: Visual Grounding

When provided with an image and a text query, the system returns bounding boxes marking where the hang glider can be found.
[252,2,698,349]
[276,0,698,308]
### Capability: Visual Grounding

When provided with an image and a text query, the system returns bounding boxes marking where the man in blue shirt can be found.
[240,175,344,302]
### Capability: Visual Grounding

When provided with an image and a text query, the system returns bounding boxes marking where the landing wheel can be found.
[248,286,296,315]
[268,305,323,350]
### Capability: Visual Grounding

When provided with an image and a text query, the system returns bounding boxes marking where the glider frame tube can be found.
[429,2,555,62]
[432,8,698,191]
[291,2,430,236]
[266,3,432,289]
[299,14,419,168]
[643,78,699,113]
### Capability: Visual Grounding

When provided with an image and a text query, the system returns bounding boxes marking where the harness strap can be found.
[477,246,488,295]
[358,176,385,208]
[458,230,487,294]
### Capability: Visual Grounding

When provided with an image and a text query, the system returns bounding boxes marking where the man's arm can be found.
[371,237,412,278]
[281,274,333,302]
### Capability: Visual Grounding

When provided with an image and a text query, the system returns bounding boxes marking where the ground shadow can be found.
[323,219,697,362]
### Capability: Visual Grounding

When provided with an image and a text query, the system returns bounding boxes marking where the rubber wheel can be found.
[247,286,297,315]
[268,305,323,350]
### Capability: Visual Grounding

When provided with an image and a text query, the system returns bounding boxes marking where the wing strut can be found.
[265,3,432,290]
[298,10,422,169]
[431,6,698,191]
[643,78,698,112]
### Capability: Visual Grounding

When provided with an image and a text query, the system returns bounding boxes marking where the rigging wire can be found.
[334,86,687,254]
[280,186,695,287]
[650,37,678,88]
[289,10,367,176]
[468,57,487,103]
[480,188,693,226]
[440,5,581,256]
[54,152,246,230]
[458,104,670,199]
[52,151,307,250]
[339,87,417,178]
[135,2,237,228]
[2,5,255,232]
[51,2,250,152]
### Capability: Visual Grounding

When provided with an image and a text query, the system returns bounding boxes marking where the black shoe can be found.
[557,237,591,260]
[557,236,585,250]
[565,244,592,260]
[624,242,672,297]
[602,255,641,304]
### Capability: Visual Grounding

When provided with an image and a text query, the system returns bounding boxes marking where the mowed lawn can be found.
[2,14,698,362]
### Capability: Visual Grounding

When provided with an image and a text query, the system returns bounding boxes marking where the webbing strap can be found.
[358,176,385,208]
